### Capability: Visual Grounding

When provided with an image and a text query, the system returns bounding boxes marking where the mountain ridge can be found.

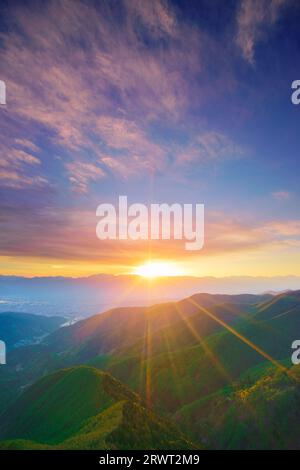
[0,366,199,450]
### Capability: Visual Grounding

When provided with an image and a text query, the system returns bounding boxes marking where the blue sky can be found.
[0,0,300,277]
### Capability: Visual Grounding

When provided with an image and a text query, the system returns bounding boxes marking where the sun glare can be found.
[133,262,182,279]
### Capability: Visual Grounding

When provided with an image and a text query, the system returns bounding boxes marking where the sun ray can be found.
[173,302,234,385]
[187,298,288,373]
[144,321,153,407]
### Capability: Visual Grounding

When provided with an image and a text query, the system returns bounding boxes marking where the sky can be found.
[0,0,300,278]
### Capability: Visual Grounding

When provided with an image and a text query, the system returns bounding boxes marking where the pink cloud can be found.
[0,138,44,188]
[176,131,245,165]
[96,116,166,174]
[0,169,47,189]
[125,0,177,38]
[271,190,291,201]
[236,0,287,64]
[0,0,221,190]
[66,162,106,193]
[14,139,40,153]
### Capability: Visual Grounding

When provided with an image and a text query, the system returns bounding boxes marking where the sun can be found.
[133,262,182,279]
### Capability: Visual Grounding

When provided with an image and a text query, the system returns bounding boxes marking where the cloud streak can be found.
[236,0,287,64]
[176,131,245,166]
[271,190,291,201]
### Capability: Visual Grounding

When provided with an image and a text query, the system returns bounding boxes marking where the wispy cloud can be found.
[125,0,178,38]
[0,169,47,190]
[205,214,300,255]
[1,201,300,266]
[271,190,291,201]
[236,0,287,64]
[0,137,45,188]
[0,0,238,191]
[66,162,106,193]
[176,131,245,166]
[96,116,166,175]
[14,139,40,153]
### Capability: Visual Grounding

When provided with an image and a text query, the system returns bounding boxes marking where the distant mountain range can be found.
[1,274,300,317]
[1,290,300,449]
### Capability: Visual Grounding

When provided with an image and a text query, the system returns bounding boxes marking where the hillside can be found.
[1,291,300,449]
[0,292,262,412]
[175,365,300,449]
[0,312,65,350]
[0,366,198,450]
[80,292,298,412]
[97,291,300,411]
[0,292,295,414]
[44,293,266,359]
